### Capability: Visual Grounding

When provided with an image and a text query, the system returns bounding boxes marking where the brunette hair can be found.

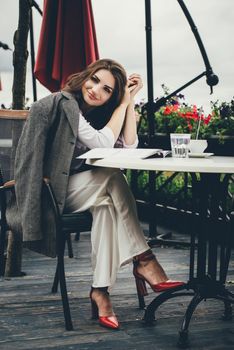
[63,59,127,129]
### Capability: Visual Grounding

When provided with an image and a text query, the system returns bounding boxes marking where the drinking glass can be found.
[170,133,191,158]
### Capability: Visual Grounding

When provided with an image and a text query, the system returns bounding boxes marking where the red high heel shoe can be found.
[133,249,185,296]
[90,287,119,330]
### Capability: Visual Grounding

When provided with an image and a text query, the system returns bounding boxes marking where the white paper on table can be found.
[77,148,171,159]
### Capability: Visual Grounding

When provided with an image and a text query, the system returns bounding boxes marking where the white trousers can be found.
[65,167,149,288]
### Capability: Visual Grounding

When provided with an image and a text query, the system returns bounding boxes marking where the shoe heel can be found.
[90,299,99,319]
[135,276,148,296]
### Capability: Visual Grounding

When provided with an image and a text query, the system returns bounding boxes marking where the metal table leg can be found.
[142,172,234,348]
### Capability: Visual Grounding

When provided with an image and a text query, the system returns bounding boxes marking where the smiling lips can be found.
[88,91,97,101]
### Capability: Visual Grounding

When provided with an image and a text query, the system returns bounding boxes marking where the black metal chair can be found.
[0,170,92,331]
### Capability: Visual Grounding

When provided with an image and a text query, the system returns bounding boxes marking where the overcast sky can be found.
[0,0,234,113]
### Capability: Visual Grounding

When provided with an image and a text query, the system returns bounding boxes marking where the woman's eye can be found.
[104,87,112,94]
[91,76,98,82]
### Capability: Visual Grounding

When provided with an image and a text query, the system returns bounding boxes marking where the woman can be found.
[12,59,184,330]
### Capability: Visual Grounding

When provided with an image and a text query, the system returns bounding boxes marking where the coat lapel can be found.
[61,91,79,137]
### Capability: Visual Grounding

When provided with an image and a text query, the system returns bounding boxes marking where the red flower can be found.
[187,123,193,131]
[204,114,212,124]
[173,104,179,111]
[163,106,172,115]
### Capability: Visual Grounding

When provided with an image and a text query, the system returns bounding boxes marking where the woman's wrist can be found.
[128,99,135,109]
[119,102,129,109]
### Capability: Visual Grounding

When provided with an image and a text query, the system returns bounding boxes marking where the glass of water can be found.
[170,133,191,158]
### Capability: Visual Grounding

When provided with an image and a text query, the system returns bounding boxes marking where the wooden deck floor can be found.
[0,228,233,350]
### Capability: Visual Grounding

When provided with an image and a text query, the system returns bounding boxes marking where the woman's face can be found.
[81,69,115,107]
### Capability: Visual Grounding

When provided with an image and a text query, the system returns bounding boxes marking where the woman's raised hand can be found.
[128,73,143,100]
[120,74,143,107]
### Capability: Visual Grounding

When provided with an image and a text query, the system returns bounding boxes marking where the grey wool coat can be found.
[6,91,81,257]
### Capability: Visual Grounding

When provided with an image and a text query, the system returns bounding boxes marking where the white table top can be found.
[86,156,234,174]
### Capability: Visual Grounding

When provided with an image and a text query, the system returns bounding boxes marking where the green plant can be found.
[137,85,209,139]
[127,170,234,213]
[136,88,234,147]
[127,169,193,208]
[203,98,234,141]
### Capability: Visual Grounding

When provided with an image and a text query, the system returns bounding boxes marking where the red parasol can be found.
[34,0,99,92]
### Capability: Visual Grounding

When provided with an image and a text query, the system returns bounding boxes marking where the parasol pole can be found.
[144,0,158,238]
[145,0,155,142]
[29,7,37,102]
[29,0,43,102]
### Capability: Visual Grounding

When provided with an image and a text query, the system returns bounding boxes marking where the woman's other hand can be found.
[120,74,143,107]
[128,74,143,100]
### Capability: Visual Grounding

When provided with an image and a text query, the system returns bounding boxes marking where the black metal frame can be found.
[136,172,234,348]
[144,0,219,135]
[143,0,219,240]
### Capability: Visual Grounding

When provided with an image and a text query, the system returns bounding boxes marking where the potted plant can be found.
[137,86,234,156]
[137,85,209,149]
[204,98,234,156]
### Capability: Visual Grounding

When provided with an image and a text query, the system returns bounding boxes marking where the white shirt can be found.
[77,113,138,149]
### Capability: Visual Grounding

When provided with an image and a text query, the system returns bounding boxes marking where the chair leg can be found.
[44,180,73,330]
[52,236,66,293]
[57,252,73,331]
[51,263,59,293]
[52,232,73,330]
[66,233,73,258]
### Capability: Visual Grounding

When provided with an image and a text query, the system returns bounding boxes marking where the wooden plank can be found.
[0,109,28,120]
[0,231,233,350]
